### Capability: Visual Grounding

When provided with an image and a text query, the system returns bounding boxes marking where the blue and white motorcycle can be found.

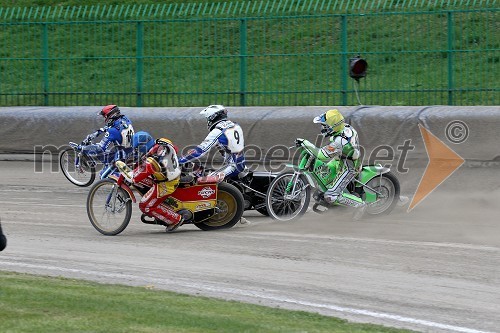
[59,135,129,187]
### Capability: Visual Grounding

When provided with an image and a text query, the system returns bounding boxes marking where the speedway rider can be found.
[178,105,248,180]
[79,105,134,174]
[118,131,184,232]
[300,109,366,219]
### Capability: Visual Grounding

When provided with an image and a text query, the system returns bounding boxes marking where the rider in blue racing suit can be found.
[178,105,248,180]
[79,105,135,177]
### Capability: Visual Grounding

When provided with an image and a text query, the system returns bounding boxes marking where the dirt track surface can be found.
[0,160,499,333]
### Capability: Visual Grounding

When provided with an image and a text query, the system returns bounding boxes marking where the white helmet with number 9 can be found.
[200,105,228,131]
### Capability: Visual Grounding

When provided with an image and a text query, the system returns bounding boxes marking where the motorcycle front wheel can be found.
[59,147,96,187]
[195,182,244,231]
[266,171,311,221]
[87,179,132,235]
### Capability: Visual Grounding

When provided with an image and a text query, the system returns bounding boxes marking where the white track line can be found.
[0,260,493,333]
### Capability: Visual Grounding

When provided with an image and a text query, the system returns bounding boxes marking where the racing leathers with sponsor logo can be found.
[178,105,248,180]
[309,109,366,219]
[122,132,184,232]
[80,105,134,173]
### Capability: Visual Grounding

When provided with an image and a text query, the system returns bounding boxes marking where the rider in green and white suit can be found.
[308,109,366,218]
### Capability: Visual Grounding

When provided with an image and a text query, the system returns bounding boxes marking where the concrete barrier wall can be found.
[1,106,499,164]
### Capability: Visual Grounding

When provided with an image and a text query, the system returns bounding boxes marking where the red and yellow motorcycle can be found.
[86,161,244,236]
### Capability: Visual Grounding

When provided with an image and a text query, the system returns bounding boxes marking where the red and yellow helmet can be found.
[156,138,178,153]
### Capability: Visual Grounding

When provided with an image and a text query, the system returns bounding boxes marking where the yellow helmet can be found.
[313,109,345,136]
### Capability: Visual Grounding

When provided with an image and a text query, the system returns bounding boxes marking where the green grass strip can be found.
[0,271,414,333]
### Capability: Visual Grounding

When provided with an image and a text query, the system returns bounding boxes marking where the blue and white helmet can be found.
[200,105,228,131]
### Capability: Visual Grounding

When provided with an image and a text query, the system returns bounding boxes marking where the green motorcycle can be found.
[265,138,400,221]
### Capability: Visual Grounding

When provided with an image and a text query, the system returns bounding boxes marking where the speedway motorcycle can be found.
[59,138,122,187]
[265,138,400,221]
[86,161,245,235]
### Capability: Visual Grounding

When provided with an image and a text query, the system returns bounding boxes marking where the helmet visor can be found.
[313,113,327,125]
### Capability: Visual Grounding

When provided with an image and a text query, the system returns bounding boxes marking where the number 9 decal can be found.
[233,130,240,144]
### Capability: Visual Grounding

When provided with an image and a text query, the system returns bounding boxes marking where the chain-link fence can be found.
[0,0,498,106]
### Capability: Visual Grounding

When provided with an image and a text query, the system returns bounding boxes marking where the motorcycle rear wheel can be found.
[87,179,132,235]
[60,147,96,187]
[195,182,244,231]
[363,172,400,216]
[266,171,311,221]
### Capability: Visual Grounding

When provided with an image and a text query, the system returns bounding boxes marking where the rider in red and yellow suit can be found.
[123,132,184,232]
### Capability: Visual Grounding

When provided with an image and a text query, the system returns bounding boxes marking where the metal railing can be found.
[0,1,498,106]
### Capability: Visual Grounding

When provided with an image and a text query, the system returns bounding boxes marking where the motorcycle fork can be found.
[284,172,307,200]
[74,152,83,172]
[105,184,128,213]
[76,152,95,173]
[74,154,80,168]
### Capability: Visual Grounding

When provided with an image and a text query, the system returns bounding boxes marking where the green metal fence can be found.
[0,0,498,107]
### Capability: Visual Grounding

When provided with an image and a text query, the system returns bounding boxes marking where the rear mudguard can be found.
[358,165,391,184]
[357,165,391,203]
[109,174,137,203]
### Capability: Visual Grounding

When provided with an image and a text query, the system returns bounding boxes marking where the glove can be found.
[83,128,106,145]
[83,135,93,145]
[210,171,225,183]
[115,161,133,182]
[295,138,304,147]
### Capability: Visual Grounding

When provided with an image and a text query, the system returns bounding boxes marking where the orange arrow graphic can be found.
[408,125,465,211]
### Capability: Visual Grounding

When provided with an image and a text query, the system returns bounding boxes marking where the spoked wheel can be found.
[59,147,96,187]
[266,171,311,221]
[363,172,400,216]
[87,179,132,235]
[196,182,244,231]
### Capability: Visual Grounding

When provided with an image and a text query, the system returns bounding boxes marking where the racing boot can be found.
[313,190,329,207]
[149,205,184,232]
[312,190,329,213]
[165,216,184,232]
